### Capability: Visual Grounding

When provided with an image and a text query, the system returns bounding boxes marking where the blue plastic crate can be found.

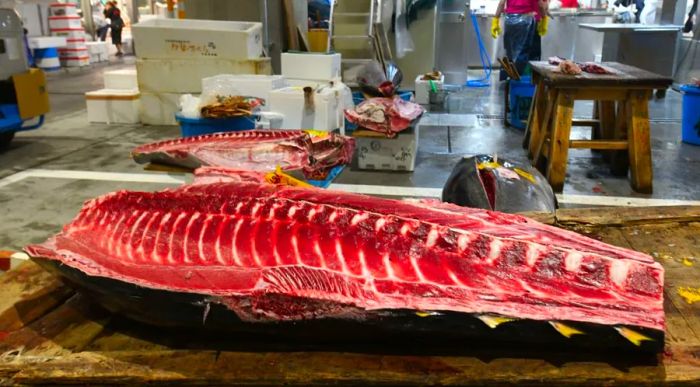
[176,114,257,137]
[306,165,345,188]
[507,76,535,130]
[680,85,700,146]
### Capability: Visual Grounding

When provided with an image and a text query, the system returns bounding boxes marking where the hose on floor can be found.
[465,11,492,88]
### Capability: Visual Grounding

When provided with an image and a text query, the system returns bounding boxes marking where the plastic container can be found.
[680,85,700,146]
[132,18,263,60]
[508,76,535,130]
[415,74,444,105]
[33,47,61,71]
[176,114,256,137]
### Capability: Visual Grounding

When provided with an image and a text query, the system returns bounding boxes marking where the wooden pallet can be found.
[1,206,700,385]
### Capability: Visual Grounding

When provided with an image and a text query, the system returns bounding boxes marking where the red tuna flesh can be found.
[25,182,664,330]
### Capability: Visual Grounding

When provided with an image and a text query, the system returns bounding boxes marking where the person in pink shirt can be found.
[492,0,549,76]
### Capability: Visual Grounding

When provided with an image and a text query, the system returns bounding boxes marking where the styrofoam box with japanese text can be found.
[132,18,263,60]
[355,127,419,171]
[136,57,272,93]
[281,53,341,81]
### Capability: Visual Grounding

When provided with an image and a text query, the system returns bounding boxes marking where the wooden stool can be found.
[524,62,672,193]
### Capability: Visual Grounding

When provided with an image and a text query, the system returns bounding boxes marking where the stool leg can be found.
[524,81,545,153]
[627,91,653,193]
[598,100,616,162]
[546,92,574,193]
[610,101,630,177]
[533,89,558,169]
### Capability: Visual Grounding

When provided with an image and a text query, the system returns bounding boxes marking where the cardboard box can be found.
[354,127,418,171]
[85,88,141,124]
[136,57,272,93]
[281,52,341,81]
[132,18,263,60]
[139,92,182,126]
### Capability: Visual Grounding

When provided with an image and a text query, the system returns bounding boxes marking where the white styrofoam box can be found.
[104,69,138,90]
[132,18,263,60]
[139,92,182,126]
[267,86,343,132]
[60,56,90,67]
[58,47,88,58]
[49,2,78,16]
[90,53,109,64]
[201,74,287,105]
[27,36,67,49]
[414,74,444,105]
[136,57,272,93]
[66,37,86,48]
[86,41,109,55]
[285,78,342,89]
[48,15,81,29]
[354,127,418,171]
[51,28,84,38]
[281,53,341,81]
[86,88,141,124]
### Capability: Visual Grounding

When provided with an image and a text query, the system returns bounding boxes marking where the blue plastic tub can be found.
[176,114,256,137]
[346,90,414,132]
[306,165,345,188]
[508,76,535,130]
[680,85,700,146]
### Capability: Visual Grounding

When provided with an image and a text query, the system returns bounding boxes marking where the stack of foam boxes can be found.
[131,18,270,126]
[269,52,351,134]
[48,3,89,68]
[86,42,110,64]
[85,69,140,124]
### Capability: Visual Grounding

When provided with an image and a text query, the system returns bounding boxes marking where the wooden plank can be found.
[545,92,575,192]
[626,90,654,193]
[555,206,700,226]
[598,100,617,162]
[5,349,672,385]
[571,119,600,127]
[282,0,300,50]
[0,261,73,334]
[569,140,628,150]
[571,88,630,101]
[0,293,110,357]
[530,61,673,89]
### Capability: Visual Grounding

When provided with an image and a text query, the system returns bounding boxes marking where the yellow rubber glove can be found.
[491,17,501,39]
[537,16,549,36]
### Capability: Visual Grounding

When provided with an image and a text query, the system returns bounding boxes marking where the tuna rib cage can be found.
[25,182,664,331]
